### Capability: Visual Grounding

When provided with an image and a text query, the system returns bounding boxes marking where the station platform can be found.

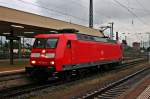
[119,72,150,99]
[0,59,29,72]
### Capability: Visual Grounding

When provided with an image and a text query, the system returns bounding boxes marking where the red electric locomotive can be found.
[26,29,123,79]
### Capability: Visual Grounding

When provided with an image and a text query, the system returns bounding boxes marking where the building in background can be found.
[132,42,140,51]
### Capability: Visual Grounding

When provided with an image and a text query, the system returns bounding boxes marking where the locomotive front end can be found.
[26,37,58,79]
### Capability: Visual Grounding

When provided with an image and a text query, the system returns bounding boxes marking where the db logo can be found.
[100,50,104,55]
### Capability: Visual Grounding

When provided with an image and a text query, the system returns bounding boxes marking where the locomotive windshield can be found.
[33,38,58,48]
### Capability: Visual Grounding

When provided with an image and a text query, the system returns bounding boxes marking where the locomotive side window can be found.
[66,40,71,48]
[77,33,94,41]
[76,33,117,43]
[93,37,107,42]
[46,38,58,48]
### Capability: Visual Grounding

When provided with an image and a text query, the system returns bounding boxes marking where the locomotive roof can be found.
[35,33,117,44]
[35,28,117,44]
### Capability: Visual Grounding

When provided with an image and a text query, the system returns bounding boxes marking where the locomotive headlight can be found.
[50,61,55,65]
[45,53,55,58]
[42,49,46,53]
[31,60,36,64]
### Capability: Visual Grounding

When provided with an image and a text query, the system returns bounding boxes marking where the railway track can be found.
[80,67,150,99]
[0,69,25,82]
[0,58,147,98]
[0,79,63,98]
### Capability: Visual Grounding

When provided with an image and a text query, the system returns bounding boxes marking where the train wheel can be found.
[78,69,86,78]
[60,71,72,81]
[111,62,122,69]
[37,77,48,82]
[102,64,111,71]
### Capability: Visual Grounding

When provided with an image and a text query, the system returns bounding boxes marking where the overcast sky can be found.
[1,0,150,46]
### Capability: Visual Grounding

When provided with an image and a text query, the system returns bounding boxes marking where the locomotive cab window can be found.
[33,38,46,48]
[46,38,58,48]
[33,38,58,48]
[66,40,71,48]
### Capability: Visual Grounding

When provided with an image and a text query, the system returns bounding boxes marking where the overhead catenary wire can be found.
[127,7,150,14]
[69,0,112,20]
[33,0,110,26]
[112,0,149,27]
[135,0,150,13]
[134,0,150,24]
[19,0,120,27]
[106,0,140,43]
[17,0,89,23]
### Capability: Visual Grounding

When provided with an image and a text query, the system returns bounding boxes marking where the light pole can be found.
[147,33,150,48]
[89,0,93,28]
[116,32,119,41]
[109,22,114,39]
[0,36,2,50]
